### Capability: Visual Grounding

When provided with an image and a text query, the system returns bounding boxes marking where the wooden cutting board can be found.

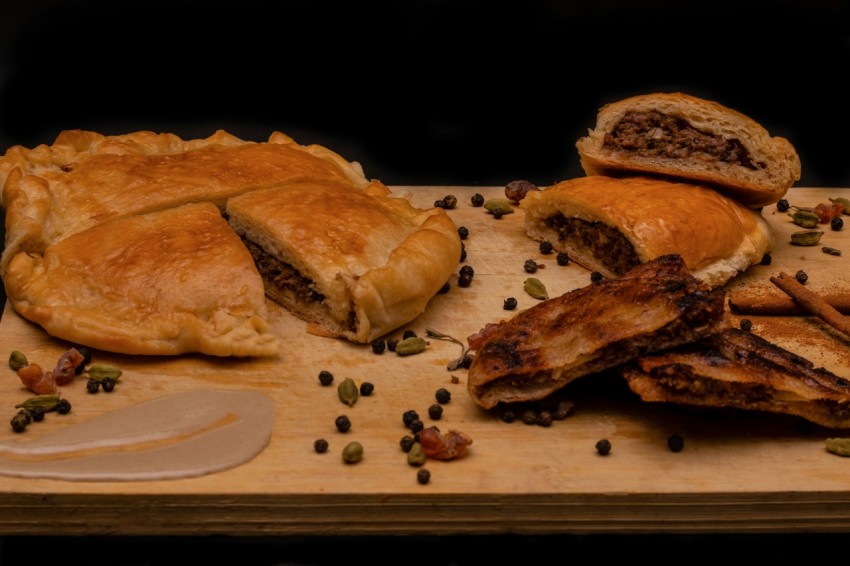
[1,185,850,536]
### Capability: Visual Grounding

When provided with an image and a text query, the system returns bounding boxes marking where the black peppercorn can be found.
[318,370,334,386]
[556,252,570,266]
[492,210,504,220]
[500,409,516,423]
[457,273,473,287]
[371,339,386,354]
[55,399,71,415]
[400,435,415,452]
[590,271,604,282]
[402,409,420,427]
[760,253,772,265]
[408,419,424,434]
[595,439,612,456]
[335,415,352,433]
[314,438,329,453]
[417,468,431,485]
[521,409,538,425]
[795,270,808,284]
[86,378,100,394]
[461,353,474,368]
[438,281,451,294]
[403,329,417,339]
[503,297,518,310]
[435,388,451,404]
[28,407,45,422]
[536,411,553,427]
[832,216,844,231]
[523,259,538,273]
[459,243,467,263]
[101,379,116,393]
[428,404,443,420]
[10,410,30,433]
[359,382,375,396]
[387,338,399,352]
[668,433,685,452]
[471,193,484,207]
[776,198,790,212]
[434,199,445,208]
[740,319,753,331]
[443,195,458,209]
[539,241,554,255]
[457,226,469,240]
[459,265,474,278]
[74,346,92,375]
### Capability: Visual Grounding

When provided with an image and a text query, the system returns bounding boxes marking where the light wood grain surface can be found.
[1,185,850,536]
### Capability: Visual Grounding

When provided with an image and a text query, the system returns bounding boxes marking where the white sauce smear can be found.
[0,389,274,481]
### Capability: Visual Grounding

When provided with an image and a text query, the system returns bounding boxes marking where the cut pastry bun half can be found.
[522,175,774,289]
[575,92,801,208]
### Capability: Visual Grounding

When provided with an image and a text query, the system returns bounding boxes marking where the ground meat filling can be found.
[603,110,761,170]
[242,239,324,304]
[545,215,641,275]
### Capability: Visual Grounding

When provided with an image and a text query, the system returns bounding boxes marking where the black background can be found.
[1,1,850,563]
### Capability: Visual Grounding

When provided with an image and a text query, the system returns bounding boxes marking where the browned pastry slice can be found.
[0,129,370,276]
[226,179,462,343]
[466,255,728,409]
[575,92,801,207]
[622,328,850,429]
[522,175,774,289]
[4,202,278,357]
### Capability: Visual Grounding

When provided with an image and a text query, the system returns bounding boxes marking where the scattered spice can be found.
[483,198,515,217]
[471,193,484,207]
[790,209,820,228]
[776,198,790,212]
[825,438,850,456]
[539,241,554,255]
[337,377,359,407]
[417,468,431,485]
[8,351,27,372]
[590,271,604,283]
[760,253,772,265]
[359,382,374,396]
[832,216,844,231]
[442,195,458,209]
[408,418,424,434]
[387,338,399,352]
[342,441,363,464]
[318,370,334,386]
[556,252,570,266]
[435,388,452,404]
[795,270,809,285]
[335,415,352,433]
[403,329,418,339]
[83,363,122,393]
[523,277,548,300]
[407,442,427,466]
[400,435,415,452]
[457,273,473,287]
[667,434,685,452]
[523,259,539,274]
[457,226,469,240]
[822,246,842,256]
[395,336,428,356]
[790,230,823,246]
[500,409,516,423]
[829,197,850,213]
[535,411,553,427]
[402,409,420,427]
[428,404,443,420]
[740,319,753,331]
[595,439,612,456]
[503,297,518,310]
[314,438,329,453]
[370,339,386,354]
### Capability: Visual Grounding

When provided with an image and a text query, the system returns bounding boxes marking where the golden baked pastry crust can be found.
[226,180,462,343]
[575,92,801,207]
[522,175,774,288]
[5,202,278,356]
[0,129,370,275]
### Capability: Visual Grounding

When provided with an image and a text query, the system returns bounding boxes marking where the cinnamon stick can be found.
[769,272,850,337]
[728,289,850,315]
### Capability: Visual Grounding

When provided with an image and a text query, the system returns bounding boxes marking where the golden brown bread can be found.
[5,203,278,357]
[0,129,370,276]
[226,180,462,343]
[522,175,774,289]
[1,129,460,355]
[467,255,728,410]
[575,92,801,207]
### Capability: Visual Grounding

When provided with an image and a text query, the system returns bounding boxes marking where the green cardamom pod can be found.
[829,197,850,213]
[826,438,850,456]
[395,336,428,356]
[8,351,28,372]
[822,246,842,256]
[407,442,427,466]
[337,377,359,407]
[523,277,548,300]
[790,210,820,228]
[790,230,823,246]
[16,394,61,412]
[342,441,364,464]
[86,363,122,382]
[483,198,515,216]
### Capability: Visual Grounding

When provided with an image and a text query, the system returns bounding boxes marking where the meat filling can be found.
[603,110,762,170]
[545,215,641,275]
[242,239,324,304]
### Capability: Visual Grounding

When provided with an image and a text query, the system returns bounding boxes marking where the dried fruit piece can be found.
[418,426,473,460]
[17,363,56,395]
